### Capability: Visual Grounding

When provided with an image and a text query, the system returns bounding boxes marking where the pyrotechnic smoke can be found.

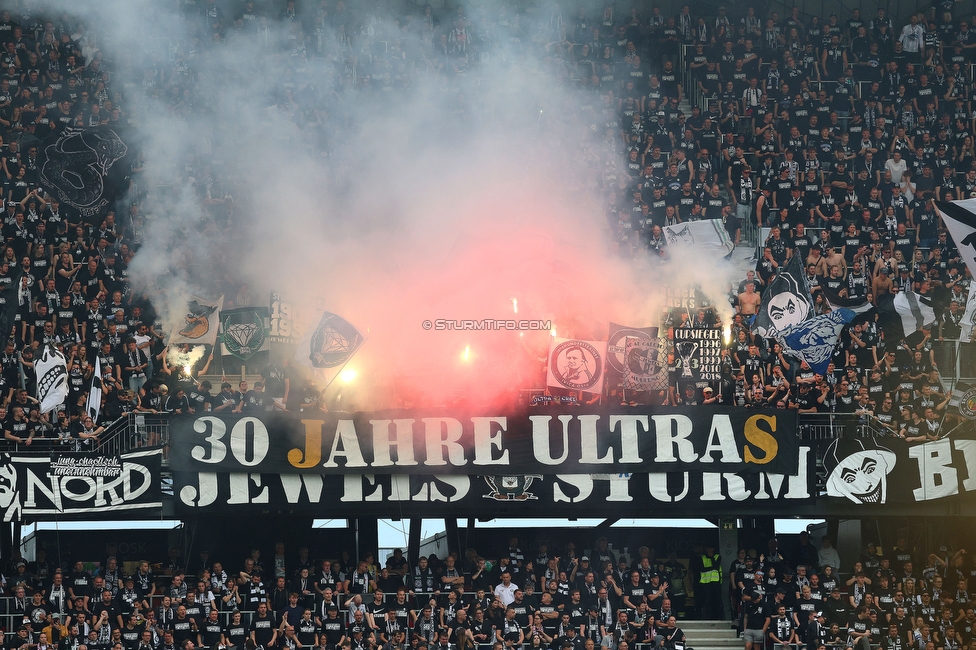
[166,345,207,379]
[49,0,740,406]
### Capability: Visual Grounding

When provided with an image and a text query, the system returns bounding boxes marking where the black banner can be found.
[169,406,800,476]
[672,328,723,381]
[822,435,976,505]
[173,445,814,515]
[38,127,129,218]
[0,449,163,522]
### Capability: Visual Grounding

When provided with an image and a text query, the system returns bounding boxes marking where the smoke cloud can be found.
[49,0,740,407]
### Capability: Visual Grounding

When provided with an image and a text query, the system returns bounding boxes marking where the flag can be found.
[622,336,669,391]
[87,356,103,423]
[936,200,976,281]
[38,127,129,218]
[546,337,607,394]
[220,307,271,361]
[893,290,936,334]
[961,288,976,343]
[818,282,873,315]
[949,381,976,421]
[877,291,937,346]
[294,311,366,384]
[753,254,813,338]
[0,269,21,342]
[780,308,857,375]
[661,219,735,255]
[168,295,223,346]
[607,323,657,381]
[35,345,68,414]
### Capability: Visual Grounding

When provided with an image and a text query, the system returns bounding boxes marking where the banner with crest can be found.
[220,307,271,361]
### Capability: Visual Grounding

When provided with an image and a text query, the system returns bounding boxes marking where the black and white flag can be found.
[818,281,873,315]
[894,290,937,334]
[877,291,937,346]
[962,288,976,343]
[36,345,68,414]
[622,336,669,391]
[937,200,976,281]
[87,356,103,423]
[753,254,813,338]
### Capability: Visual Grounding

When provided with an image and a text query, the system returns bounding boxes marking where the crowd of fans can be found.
[1,533,975,650]
[591,1,975,439]
[0,0,968,447]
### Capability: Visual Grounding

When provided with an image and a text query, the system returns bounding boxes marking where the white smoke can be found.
[38,0,741,405]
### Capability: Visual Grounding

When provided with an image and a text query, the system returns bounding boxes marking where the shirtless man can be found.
[738,282,762,316]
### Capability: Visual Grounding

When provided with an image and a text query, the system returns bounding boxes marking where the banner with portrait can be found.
[546,337,607,395]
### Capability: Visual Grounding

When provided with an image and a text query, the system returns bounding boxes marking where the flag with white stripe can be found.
[893,290,937,334]
[936,200,976,282]
[818,282,873,315]
[87,356,103,423]
[961,288,976,343]
[949,381,971,410]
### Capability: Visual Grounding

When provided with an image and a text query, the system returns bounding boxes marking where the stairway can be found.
[681,620,740,650]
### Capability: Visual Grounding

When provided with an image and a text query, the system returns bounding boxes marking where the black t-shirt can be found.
[223,622,249,647]
[187,388,210,412]
[251,612,277,646]
[320,616,346,645]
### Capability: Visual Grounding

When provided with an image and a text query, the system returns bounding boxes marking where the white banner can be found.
[167,295,223,346]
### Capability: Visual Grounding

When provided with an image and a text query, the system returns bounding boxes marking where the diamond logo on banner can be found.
[220,307,270,361]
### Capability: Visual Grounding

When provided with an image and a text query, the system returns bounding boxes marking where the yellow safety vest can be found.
[700,554,722,583]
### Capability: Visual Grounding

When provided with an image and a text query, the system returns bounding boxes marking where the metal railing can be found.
[797,413,892,440]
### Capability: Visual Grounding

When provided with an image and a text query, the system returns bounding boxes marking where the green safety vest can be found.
[700,554,722,583]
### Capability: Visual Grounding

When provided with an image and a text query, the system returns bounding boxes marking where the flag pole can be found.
[956,341,961,380]
[321,355,355,394]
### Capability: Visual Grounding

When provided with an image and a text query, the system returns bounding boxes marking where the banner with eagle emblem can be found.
[168,296,223,346]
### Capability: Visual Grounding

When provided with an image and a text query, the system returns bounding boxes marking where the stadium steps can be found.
[681,620,741,650]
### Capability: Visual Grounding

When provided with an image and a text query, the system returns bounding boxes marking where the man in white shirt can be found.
[884,151,908,185]
[898,14,924,59]
[493,571,517,606]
